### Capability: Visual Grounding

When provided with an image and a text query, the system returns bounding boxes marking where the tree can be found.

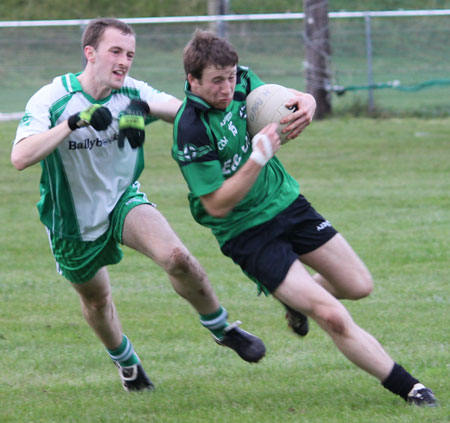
[304,0,332,118]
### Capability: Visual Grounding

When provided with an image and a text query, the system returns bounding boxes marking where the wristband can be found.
[68,113,83,131]
[250,133,272,167]
[249,149,268,166]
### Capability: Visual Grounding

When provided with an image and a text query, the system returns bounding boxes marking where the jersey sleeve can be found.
[173,105,224,198]
[124,78,176,125]
[181,161,224,198]
[14,83,55,145]
[136,80,174,124]
[138,80,174,104]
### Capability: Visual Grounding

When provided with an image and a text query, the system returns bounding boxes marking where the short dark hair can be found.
[81,18,135,50]
[183,29,239,79]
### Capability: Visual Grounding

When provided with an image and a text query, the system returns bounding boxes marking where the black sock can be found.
[381,363,419,400]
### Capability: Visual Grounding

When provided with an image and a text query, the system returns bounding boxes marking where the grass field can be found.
[0,116,448,423]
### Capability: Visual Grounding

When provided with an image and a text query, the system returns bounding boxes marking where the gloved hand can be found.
[118,99,150,149]
[68,104,112,131]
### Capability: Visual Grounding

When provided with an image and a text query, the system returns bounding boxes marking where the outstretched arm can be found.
[148,98,182,123]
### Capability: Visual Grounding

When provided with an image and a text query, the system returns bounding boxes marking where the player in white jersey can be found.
[11,18,265,392]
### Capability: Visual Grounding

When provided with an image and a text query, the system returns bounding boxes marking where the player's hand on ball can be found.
[280,93,316,140]
[118,99,150,149]
[249,123,281,167]
[68,104,112,131]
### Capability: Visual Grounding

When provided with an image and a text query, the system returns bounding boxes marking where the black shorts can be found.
[220,194,337,293]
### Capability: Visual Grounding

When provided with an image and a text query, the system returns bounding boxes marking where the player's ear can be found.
[188,73,203,88]
[84,45,96,63]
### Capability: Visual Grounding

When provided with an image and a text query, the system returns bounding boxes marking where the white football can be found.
[246,84,296,144]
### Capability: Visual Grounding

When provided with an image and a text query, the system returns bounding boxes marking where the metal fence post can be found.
[364,14,375,113]
[218,0,229,38]
[80,23,87,68]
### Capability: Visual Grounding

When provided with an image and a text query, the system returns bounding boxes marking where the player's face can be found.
[189,65,237,110]
[87,27,136,92]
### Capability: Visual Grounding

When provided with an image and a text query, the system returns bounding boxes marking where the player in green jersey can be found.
[11,18,266,392]
[172,29,436,407]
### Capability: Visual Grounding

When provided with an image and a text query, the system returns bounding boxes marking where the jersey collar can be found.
[61,72,113,104]
[184,80,212,111]
[62,73,84,93]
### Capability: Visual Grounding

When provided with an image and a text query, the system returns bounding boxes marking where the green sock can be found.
[199,306,229,340]
[106,334,140,367]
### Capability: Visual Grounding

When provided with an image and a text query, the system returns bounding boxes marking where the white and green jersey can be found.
[14,73,173,241]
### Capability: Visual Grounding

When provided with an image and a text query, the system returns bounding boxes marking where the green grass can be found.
[0,117,448,422]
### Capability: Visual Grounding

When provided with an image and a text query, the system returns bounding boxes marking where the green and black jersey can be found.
[172,66,300,246]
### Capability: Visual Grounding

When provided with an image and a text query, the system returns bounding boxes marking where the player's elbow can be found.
[11,140,37,170]
[11,150,28,171]
[201,199,230,218]
[204,204,231,218]
[201,193,232,218]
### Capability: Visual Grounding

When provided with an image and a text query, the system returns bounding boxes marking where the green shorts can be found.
[48,182,155,284]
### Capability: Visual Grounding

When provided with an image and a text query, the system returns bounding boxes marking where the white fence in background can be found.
[1,10,450,118]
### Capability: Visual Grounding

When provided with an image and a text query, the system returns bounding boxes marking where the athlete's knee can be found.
[314,304,351,337]
[349,270,373,299]
[164,246,199,277]
[79,289,112,312]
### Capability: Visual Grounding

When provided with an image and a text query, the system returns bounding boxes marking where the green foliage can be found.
[1,117,449,422]
[2,0,450,20]
[327,0,450,12]
[0,0,207,20]
[231,0,450,14]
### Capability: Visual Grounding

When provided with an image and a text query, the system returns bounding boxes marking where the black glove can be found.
[118,99,150,149]
[68,104,112,131]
